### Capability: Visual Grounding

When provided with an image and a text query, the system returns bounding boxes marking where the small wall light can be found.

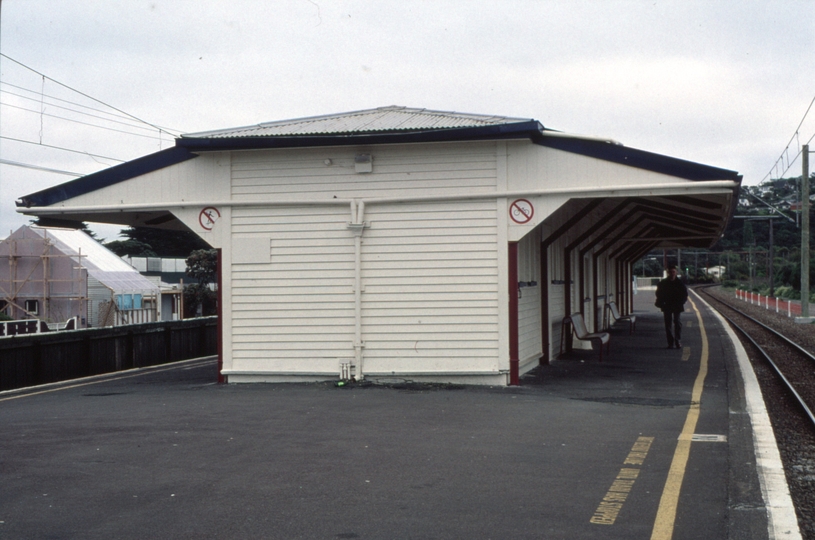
[354,154,373,173]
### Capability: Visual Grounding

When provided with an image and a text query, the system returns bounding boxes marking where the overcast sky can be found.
[1,0,814,241]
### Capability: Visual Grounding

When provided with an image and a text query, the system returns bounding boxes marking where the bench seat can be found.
[561,312,610,361]
[606,301,636,334]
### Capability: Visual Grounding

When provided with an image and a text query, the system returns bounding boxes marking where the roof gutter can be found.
[538,130,622,145]
[176,121,545,151]
[19,180,739,216]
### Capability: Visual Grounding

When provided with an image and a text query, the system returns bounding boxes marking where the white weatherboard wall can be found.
[60,152,232,210]
[507,141,687,191]
[542,211,591,357]
[225,141,507,383]
[362,200,500,378]
[545,231,566,362]
[231,205,355,374]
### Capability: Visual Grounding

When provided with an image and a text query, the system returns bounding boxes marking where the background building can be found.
[0,225,161,327]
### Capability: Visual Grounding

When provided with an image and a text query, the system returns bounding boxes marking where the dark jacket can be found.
[655,277,688,313]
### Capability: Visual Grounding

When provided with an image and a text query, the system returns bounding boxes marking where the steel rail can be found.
[697,285,815,364]
[697,286,815,429]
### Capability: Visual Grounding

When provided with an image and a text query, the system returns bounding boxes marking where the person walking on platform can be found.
[655,264,688,349]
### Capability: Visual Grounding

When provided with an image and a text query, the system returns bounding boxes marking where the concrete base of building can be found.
[224,371,509,386]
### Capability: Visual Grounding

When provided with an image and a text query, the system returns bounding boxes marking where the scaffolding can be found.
[0,230,88,325]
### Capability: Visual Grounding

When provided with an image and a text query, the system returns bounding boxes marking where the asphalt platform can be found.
[0,290,800,539]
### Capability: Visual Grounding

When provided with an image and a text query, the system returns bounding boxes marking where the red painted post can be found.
[217,248,225,384]
[508,242,519,386]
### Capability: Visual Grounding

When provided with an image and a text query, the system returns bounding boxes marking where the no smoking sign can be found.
[199,206,221,230]
[509,199,534,224]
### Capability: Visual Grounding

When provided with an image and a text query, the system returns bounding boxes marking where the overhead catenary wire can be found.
[0,53,181,138]
[0,158,81,176]
[773,131,815,182]
[0,135,126,163]
[0,80,180,132]
[761,93,815,183]
[0,87,177,134]
[0,51,187,204]
[1,101,173,141]
[742,190,796,224]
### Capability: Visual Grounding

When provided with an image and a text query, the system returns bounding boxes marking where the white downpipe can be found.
[354,233,363,378]
[357,200,365,223]
[348,200,367,380]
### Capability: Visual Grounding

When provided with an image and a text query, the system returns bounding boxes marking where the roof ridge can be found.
[182,106,534,139]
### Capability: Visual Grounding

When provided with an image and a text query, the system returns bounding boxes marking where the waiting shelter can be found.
[16,106,741,385]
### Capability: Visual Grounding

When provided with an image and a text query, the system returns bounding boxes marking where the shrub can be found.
[774,285,794,299]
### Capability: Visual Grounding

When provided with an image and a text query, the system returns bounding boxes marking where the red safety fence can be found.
[735,289,802,317]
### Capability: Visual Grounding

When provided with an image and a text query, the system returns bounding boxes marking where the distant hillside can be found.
[641,175,813,294]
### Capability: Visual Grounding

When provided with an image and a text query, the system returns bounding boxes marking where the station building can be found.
[16,106,741,385]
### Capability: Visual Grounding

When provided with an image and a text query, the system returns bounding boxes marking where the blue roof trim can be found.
[17,146,198,208]
[176,121,545,151]
[533,135,741,182]
[16,116,741,210]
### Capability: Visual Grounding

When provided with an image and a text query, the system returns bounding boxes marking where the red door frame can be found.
[508,241,520,385]
[217,248,224,384]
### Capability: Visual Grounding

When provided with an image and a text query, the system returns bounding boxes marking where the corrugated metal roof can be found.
[24,226,160,294]
[182,106,535,139]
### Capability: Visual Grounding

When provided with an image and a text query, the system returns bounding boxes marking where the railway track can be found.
[698,285,815,428]
[696,285,815,538]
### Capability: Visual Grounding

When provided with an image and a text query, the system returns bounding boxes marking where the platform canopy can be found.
[16,105,741,250]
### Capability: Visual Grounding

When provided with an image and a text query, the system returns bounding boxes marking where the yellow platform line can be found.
[651,296,709,540]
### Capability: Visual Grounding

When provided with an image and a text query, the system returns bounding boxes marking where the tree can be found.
[115,226,210,258]
[184,249,218,317]
[742,220,755,247]
[183,284,217,317]
[31,217,98,240]
[103,239,157,257]
[712,175,814,291]
[186,249,218,287]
